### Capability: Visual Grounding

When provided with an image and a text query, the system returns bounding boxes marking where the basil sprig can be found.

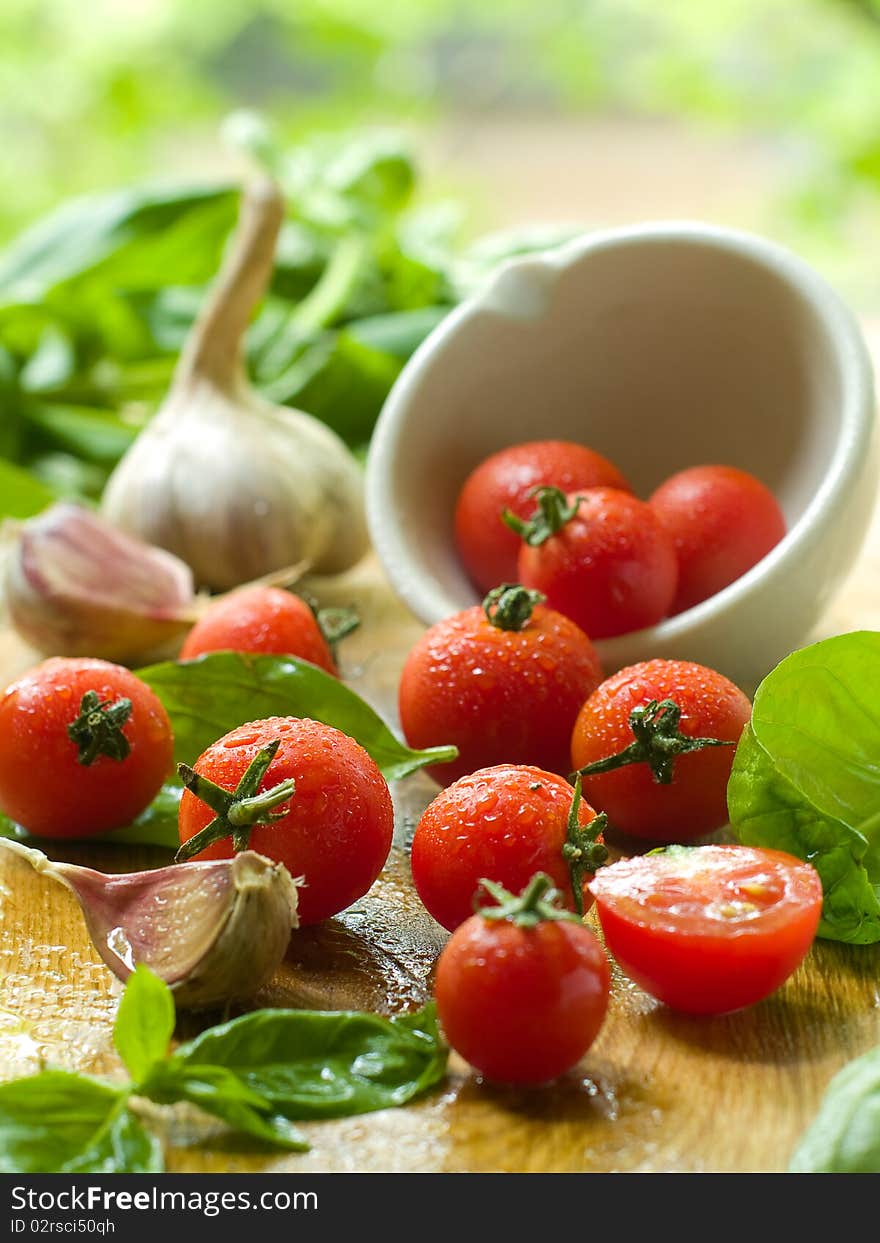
[0,966,448,1173]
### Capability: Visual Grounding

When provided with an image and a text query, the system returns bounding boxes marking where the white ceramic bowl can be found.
[366,223,877,690]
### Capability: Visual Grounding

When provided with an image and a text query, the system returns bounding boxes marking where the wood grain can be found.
[1,325,880,1172]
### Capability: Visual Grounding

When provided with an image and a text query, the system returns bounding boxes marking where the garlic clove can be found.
[101,178,368,592]
[0,839,299,1009]
[3,502,197,663]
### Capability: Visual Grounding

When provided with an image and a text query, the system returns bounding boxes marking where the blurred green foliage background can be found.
[2,0,880,518]
[3,0,880,301]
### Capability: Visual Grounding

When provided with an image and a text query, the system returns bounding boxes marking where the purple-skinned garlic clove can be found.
[0,839,299,1009]
[3,501,197,663]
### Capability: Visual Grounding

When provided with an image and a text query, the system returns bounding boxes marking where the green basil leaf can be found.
[0,184,236,300]
[113,966,176,1083]
[0,1071,132,1173]
[137,651,457,780]
[728,632,880,944]
[0,458,55,519]
[22,402,139,465]
[143,1063,306,1152]
[169,1002,448,1121]
[62,1106,163,1175]
[0,782,181,851]
[790,1047,880,1172]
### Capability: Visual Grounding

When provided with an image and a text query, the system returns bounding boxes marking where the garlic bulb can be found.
[3,501,197,663]
[101,178,368,591]
[0,839,299,1009]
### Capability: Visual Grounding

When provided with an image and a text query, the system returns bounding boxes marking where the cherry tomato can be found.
[180,586,356,676]
[435,873,611,1083]
[571,659,751,842]
[589,845,822,1014]
[513,487,677,639]
[398,585,603,784]
[177,716,393,925]
[411,764,607,931]
[455,440,631,593]
[0,657,173,838]
[649,465,786,614]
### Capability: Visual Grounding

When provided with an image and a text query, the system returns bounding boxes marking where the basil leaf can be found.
[143,1063,306,1152]
[0,457,55,519]
[728,633,880,943]
[0,782,181,851]
[790,1047,880,1172]
[0,184,236,301]
[169,1002,448,1120]
[63,1107,163,1175]
[0,1071,132,1173]
[114,966,175,1083]
[137,651,457,780]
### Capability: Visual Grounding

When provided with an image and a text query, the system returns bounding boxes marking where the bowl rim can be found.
[366,220,876,640]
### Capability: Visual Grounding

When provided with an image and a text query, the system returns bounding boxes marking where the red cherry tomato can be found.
[0,658,173,838]
[589,845,822,1014]
[435,873,611,1083]
[411,764,607,931]
[180,586,344,675]
[570,659,751,842]
[649,465,786,614]
[455,440,630,593]
[514,488,677,639]
[177,716,393,925]
[398,586,603,784]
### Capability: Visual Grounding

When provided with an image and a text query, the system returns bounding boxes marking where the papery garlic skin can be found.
[0,840,299,1009]
[102,379,367,591]
[3,501,196,662]
[101,177,368,592]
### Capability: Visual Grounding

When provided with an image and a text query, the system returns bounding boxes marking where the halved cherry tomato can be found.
[435,873,611,1083]
[0,657,173,838]
[589,845,822,1014]
[649,465,786,614]
[455,440,630,593]
[411,764,606,931]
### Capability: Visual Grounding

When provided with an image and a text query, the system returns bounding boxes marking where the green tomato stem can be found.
[502,486,583,547]
[475,872,582,928]
[67,691,133,766]
[573,698,733,786]
[175,739,295,861]
[481,584,545,631]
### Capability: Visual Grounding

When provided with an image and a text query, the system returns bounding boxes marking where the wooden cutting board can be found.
[2,324,880,1173]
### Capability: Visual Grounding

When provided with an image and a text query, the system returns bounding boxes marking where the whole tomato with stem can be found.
[411,765,607,931]
[180,585,358,676]
[435,872,611,1083]
[455,439,631,593]
[570,658,752,842]
[398,585,603,784]
[176,716,393,925]
[508,487,678,639]
[589,845,822,1014]
[649,465,786,614]
[0,657,173,838]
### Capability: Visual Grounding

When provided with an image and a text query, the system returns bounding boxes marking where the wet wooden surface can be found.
[0,322,879,1172]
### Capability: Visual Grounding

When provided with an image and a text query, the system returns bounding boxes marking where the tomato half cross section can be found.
[589,844,822,1015]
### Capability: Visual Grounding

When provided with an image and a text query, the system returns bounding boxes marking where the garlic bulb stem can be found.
[176,178,284,393]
